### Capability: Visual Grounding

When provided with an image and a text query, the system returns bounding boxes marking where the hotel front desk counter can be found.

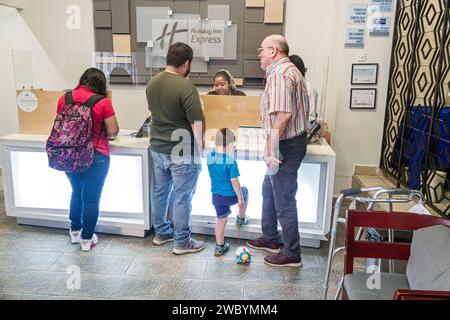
[0,132,335,248]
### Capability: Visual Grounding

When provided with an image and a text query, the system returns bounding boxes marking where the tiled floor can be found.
[0,191,363,300]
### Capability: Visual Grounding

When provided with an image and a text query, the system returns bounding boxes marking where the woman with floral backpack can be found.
[48,68,119,251]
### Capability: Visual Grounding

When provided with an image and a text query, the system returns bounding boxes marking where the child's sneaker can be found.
[70,229,82,244]
[81,234,98,252]
[214,243,230,257]
[236,215,250,226]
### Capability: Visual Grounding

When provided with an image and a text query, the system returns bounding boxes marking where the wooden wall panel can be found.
[17,90,112,135]
[201,95,261,142]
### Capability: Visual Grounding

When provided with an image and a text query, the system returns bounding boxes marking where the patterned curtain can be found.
[381,0,449,218]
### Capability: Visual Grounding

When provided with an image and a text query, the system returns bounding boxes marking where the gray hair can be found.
[266,35,289,55]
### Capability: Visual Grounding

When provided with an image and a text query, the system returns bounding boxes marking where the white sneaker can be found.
[173,238,205,255]
[70,229,82,244]
[153,234,174,246]
[81,234,98,252]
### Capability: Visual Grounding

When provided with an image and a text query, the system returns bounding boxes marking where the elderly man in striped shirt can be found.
[247,35,310,267]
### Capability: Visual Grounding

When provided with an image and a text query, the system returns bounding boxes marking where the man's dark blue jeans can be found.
[261,133,307,259]
[66,151,110,240]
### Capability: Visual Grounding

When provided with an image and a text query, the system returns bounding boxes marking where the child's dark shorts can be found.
[212,187,249,219]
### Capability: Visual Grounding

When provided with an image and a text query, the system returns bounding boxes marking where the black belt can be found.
[280,132,306,142]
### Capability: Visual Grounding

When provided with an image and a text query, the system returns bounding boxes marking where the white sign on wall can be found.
[369,16,391,34]
[347,4,368,24]
[369,0,393,13]
[345,28,366,46]
[17,91,38,113]
[152,19,189,57]
[188,20,225,58]
[151,19,227,59]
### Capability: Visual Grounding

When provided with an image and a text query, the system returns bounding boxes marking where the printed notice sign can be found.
[345,28,365,46]
[369,16,390,34]
[347,4,368,24]
[369,0,393,13]
[17,91,38,113]
[188,20,225,58]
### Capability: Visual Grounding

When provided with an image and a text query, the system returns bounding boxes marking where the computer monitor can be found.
[134,116,151,138]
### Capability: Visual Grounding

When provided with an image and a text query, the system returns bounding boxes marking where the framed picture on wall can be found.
[350,88,377,110]
[351,63,378,85]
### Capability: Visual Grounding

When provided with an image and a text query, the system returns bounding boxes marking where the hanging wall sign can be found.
[369,16,391,34]
[347,4,368,24]
[351,64,379,85]
[345,28,365,46]
[188,20,225,58]
[350,88,377,109]
[369,0,393,13]
[17,91,38,113]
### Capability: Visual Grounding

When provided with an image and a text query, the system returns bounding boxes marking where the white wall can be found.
[285,0,336,126]
[0,6,20,137]
[0,0,396,194]
[0,0,25,9]
[19,0,95,89]
[0,0,96,139]
[0,0,138,133]
[285,0,396,193]
[0,4,66,138]
[0,0,149,134]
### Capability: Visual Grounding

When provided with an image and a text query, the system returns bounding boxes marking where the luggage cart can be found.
[322,187,425,300]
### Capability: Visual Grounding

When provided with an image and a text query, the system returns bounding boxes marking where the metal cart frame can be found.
[322,187,425,300]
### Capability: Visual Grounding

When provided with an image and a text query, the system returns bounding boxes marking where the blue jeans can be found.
[65,151,110,240]
[150,151,202,246]
[261,133,307,259]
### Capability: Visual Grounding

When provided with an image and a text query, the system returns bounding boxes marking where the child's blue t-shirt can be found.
[207,151,240,196]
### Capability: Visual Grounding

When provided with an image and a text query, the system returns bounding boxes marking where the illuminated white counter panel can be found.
[0,134,151,237]
[0,134,335,247]
[190,141,336,248]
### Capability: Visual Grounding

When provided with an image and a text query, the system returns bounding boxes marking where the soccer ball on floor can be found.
[235,246,252,264]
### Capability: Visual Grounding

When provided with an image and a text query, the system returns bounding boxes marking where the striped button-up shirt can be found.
[260,57,310,139]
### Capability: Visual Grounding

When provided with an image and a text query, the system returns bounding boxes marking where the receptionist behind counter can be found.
[207,70,246,96]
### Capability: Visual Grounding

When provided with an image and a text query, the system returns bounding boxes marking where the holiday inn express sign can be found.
[152,19,226,58]
[189,20,225,58]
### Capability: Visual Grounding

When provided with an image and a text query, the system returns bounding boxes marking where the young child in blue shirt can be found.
[207,128,250,257]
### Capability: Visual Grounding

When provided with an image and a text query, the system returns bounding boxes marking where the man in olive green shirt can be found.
[146,42,206,255]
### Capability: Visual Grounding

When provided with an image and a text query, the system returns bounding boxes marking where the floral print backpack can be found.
[46,91,105,173]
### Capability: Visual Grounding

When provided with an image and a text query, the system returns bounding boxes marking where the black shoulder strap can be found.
[65,91,73,105]
[84,94,108,146]
[84,94,106,109]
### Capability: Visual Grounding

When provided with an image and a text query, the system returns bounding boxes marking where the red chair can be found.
[343,210,450,300]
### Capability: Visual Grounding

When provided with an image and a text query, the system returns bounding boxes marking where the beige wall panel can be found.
[246,0,264,8]
[113,34,132,56]
[17,90,112,135]
[264,0,284,23]
[201,95,261,142]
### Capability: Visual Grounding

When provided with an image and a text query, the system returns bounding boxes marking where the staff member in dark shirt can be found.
[207,69,246,96]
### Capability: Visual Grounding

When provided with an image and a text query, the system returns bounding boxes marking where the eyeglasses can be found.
[257,46,274,54]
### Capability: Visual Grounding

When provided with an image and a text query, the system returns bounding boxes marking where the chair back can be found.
[344,210,450,274]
